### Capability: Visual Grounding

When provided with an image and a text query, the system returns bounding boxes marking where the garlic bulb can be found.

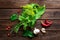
[33,28,40,34]
[41,28,46,33]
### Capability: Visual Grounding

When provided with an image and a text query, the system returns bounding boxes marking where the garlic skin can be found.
[33,28,40,34]
[41,28,46,33]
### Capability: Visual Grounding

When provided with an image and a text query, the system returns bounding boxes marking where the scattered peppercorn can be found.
[6,26,11,30]
[7,33,10,37]
[17,9,20,13]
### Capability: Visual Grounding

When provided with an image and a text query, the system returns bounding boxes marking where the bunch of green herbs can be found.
[10,3,46,37]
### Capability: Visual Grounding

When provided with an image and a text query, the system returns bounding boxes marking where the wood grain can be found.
[0,0,60,8]
[0,0,60,40]
[0,0,30,8]
[30,0,60,9]
[0,9,60,19]
[0,29,60,40]
[0,20,60,30]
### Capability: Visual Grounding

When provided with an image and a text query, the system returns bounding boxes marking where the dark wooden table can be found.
[0,0,60,40]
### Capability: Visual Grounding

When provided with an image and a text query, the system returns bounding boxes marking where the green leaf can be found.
[31,20,36,28]
[19,16,24,21]
[23,30,34,38]
[35,5,46,19]
[13,23,22,33]
[10,14,18,21]
[23,23,27,30]
[22,3,36,9]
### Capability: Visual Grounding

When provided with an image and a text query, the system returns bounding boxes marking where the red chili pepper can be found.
[41,20,53,28]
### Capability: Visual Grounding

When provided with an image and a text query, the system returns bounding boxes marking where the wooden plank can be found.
[30,0,60,9]
[0,19,60,30]
[0,9,22,19]
[41,9,60,19]
[35,20,60,30]
[0,9,60,19]
[0,0,30,8]
[41,0,60,1]
[0,20,19,30]
[0,18,60,40]
[0,29,60,40]
[0,0,60,8]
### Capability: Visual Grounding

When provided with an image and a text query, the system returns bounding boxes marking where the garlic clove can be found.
[41,28,45,31]
[41,30,46,33]
[33,28,40,34]
[41,28,46,33]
